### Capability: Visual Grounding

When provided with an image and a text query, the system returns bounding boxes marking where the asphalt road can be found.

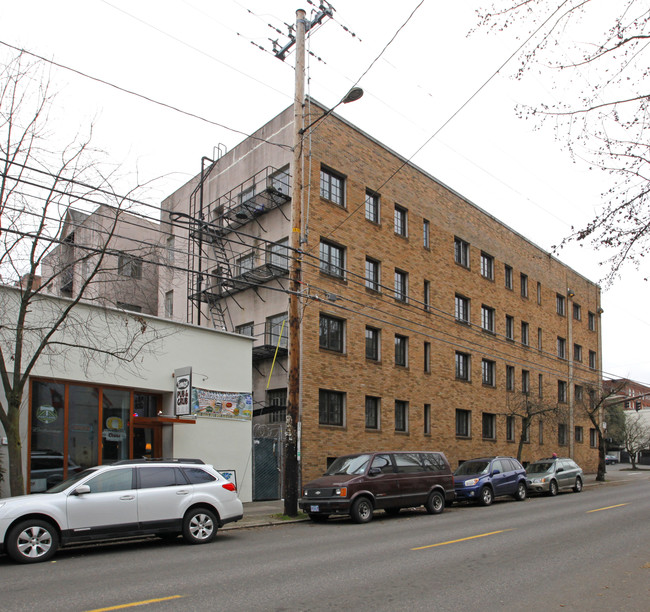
[2,470,650,611]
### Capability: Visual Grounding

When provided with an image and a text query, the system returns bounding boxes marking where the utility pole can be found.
[285,8,307,517]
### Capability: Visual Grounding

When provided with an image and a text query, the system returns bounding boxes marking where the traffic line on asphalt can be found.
[411,529,515,550]
[587,503,629,513]
[85,595,184,611]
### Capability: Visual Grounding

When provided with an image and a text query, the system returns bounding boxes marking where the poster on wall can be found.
[174,367,192,416]
[191,388,252,421]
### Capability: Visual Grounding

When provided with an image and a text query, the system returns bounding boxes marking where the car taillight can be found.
[222,482,237,492]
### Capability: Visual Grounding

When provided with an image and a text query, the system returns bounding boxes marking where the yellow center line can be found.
[587,503,629,513]
[411,529,515,550]
[86,595,184,611]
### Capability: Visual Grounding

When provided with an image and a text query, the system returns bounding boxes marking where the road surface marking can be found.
[411,529,515,550]
[587,503,629,513]
[86,595,184,611]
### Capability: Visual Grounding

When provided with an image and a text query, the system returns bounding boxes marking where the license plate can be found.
[310,505,320,512]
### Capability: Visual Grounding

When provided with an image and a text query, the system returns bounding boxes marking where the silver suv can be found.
[0,459,243,563]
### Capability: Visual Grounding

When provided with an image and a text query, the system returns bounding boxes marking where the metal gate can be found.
[253,428,282,501]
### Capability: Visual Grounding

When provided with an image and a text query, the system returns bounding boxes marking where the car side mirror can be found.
[492,469,501,475]
[369,467,381,476]
[556,467,564,473]
[72,484,91,496]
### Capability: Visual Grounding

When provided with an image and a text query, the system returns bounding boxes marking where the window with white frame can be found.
[454,237,470,268]
[319,389,345,426]
[268,239,289,269]
[320,167,345,206]
[394,269,408,302]
[556,293,566,316]
[365,189,380,223]
[558,423,568,445]
[365,257,380,291]
[521,321,530,346]
[455,351,471,381]
[588,311,596,331]
[394,205,408,237]
[236,322,254,337]
[481,252,494,280]
[505,315,514,340]
[424,404,431,435]
[520,273,528,298]
[395,400,408,432]
[423,219,430,248]
[589,350,597,370]
[456,409,471,437]
[506,416,515,442]
[423,280,431,311]
[164,290,173,318]
[505,265,513,290]
[118,253,143,279]
[424,342,431,373]
[266,313,288,348]
[319,314,345,352]
[557,336,566,359]
[365,396,380,430]
[558,380,568,403]
[482,359,496,386]
[573,343,583,362]
[455,295,470,324]
[481,305,495,333]
[522,370,530,394]
[395,334,408,367]
[506,365,515,391]
[320,240,345,278]
[482,413,496,439]
[365,326,380,361]
[573,303,581,320]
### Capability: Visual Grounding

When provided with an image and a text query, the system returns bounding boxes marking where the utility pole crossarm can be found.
[273,3,334,61]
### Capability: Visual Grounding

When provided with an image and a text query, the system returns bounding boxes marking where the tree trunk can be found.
[6,396,25,496]
[596,431,606,481]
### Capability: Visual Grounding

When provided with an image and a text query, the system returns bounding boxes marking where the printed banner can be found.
[191,388,252,421]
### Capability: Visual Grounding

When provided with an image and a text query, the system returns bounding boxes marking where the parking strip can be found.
[411,529,515,551]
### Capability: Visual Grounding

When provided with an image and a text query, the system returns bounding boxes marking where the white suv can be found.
[0,459,243,563]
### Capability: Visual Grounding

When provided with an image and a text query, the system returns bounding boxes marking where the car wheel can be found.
[479,486,493,506]
[6,519,59,564]
[514,481,527,501]
[548,480,559,497]
[385,507,401,516]
[350,497,374,524]
[182,507,218,544]
[425,490,445,515]
[573,476,583,493]
[308,513,329,522]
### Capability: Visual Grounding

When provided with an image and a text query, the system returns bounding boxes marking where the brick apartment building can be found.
[161,100,602,493]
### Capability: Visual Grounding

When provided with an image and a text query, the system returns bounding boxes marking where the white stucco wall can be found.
[0,285,253,500]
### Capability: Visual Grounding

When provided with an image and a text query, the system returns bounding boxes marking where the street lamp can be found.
[299,87,364,135]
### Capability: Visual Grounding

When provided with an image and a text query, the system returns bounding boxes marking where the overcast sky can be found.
[2,0,648,384]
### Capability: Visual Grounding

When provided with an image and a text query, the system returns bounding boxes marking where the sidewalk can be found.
[223,465,649,531]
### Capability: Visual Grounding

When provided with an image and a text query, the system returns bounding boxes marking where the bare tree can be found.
[0,53,164,496]
[474,0,650,282]
[504,391,562,461]
[620,412,650,469]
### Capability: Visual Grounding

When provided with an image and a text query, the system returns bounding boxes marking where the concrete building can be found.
[161,100,603,492]
[0,285,254,501]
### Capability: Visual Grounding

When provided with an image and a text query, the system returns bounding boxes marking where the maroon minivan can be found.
[299,451,455,523]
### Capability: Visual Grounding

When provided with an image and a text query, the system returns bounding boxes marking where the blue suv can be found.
[454,456,527,506]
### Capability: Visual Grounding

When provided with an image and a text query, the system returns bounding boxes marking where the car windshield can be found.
[527,462,553,474]
[43,467,99,493]
[455,460,490,476]
[325,454,372,475]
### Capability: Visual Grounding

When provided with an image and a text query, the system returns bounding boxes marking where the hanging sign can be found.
[174,367,193,416]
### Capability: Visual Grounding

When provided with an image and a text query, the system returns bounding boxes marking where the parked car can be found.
[526,457,583,496]
[605,455,618,465]
[0,458,243,564]
[454,456,527,506]
[299,451,455,523]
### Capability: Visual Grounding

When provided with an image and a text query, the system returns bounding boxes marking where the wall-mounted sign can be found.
[191,388,252,421]
[174,367,192,416]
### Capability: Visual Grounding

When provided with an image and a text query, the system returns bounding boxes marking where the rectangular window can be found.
[164,290,173,318]
[539,421,544,445]
[522,418,530,443]
[454,237,470,268]
[482,413,496,439]
[590,428,597,448]
[395,400,408,432]
[365,396,380,430]
[522,370,530,394]
[456,409,471,437]
[506,416,515,442]
[424,342,431,373]
[166,236,175,264]
[558,380,567,403]
[365,189,379,223]
[506,365,515,391]
[320,240,345,278]
[557,336,566,359]
[238,252,256,275]
[394,205,408,237]
[394,269,408,302]
[118,253,143,279]
[269,239,289,269]
[521,321,529,346]
[537,281,542,305]
[589,350,597,370]
[538,373,543,398]
[588,311,596,331]
[395,334,408,367]
[556,293,566,316]
[482,359,496,387]
[424,404,431,435]
[423,280,431,311]
[520,273,528,298]
[319,389,344,426]
[365,327,380,361]
[455,352,471,381]
[505,265,513,290]
[505,315,514,340]
[573,303,582,320]
[320,167,344,206]
[575,426,584,443]
[480,252,494,280]
[365,257,380,291]
[481,305,495,333]
[537,327,543,351]
[423,219,430,248]
[573,343,583,362]
[575,384,583,401]
[266,313,288,348]
[319,314,344,352]
[236,321,254,337]
[455,295,470,324]
[558,423,568,446]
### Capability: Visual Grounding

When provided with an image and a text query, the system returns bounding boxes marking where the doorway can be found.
[133,422,162,459]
